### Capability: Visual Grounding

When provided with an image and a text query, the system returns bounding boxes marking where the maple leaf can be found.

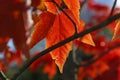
[45,2,58,14]
[30,9,95,73]
[63,0,80,22]
[81,33,95,46]
[29,11,56,48]
[46,9,93,73]
[46,11,74,73]
[44,0,62,14]
[112,19,120,40]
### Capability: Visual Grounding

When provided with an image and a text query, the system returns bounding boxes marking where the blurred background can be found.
[0,0,120,80]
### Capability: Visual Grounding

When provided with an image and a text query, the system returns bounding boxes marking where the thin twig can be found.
[10,13,120,80]
[81,0,87,10]
[80,44,120,67]
[0,71,9,80]
[52,0,78,34]
[109,0,117,17]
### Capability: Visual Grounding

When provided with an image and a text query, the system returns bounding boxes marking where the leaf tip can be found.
[81,34,95,46]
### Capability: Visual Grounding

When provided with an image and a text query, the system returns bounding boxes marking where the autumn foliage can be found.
[0,0,120,80]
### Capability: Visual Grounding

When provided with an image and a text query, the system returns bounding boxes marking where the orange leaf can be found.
[30,9,94,73]
[81,34,95,46]
[29,11,55,48]
[46,9,94,73]
[112,20,120,40]
[45,0,62,14]
[45,2,57,14]
[63,10,95,46]
[46,10,77,73]
[63,0,80,22]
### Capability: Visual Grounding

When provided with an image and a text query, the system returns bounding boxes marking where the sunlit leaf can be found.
[46,12,74,73]
[30,8,94,73]
[45,2,58,14]
[29,11,55,48]
[63,0,80,22]
[81,34,95,46]
[112,19,120,40]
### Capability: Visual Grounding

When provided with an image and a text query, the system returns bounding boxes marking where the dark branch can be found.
[109,0,117,17]
[52,0,78,34]
[0,71,9,80]
[81,0,87,10]
[80,44,120,67]
[10,13,120,80]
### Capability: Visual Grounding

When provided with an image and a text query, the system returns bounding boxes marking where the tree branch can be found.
[81,0,87,10]
[109,0,117,17]
[0,71,9,80]
[10,13,120,80]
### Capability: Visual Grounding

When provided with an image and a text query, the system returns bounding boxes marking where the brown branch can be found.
[109,0,117,17]
[80,44,120,67]
[10,13,120,80]
[0,71,9,80]
[81,0,87,10]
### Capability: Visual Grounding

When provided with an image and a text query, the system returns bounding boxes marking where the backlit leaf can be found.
[112,19,120,40]
[30,9,94,73]
[46,12,74,73]
[81,34,95,46]
[29,11,55,48]
[63,0,80,22]
[45,0,62,14]
[45,2,58,14]
[46,9,94,73]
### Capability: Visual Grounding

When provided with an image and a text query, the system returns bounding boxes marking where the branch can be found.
[80,44,120,67]
[0,71,9,80]
[10,13,120,80]
[81,0,87,10]
[109,0,117,17]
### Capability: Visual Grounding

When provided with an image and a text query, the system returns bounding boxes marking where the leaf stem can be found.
[52,0,78,34]
[10,13,120,80]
